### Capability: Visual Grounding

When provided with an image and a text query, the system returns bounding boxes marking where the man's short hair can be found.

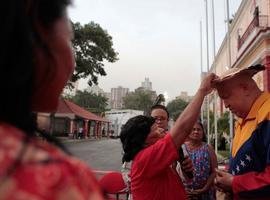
[150,104,169,119]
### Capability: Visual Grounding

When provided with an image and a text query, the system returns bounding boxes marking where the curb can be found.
[57,137,110,144]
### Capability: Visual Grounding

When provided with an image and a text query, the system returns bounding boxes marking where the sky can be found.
[69,0,242,101]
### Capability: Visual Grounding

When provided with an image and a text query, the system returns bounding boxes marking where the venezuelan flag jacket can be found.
[229,92,270,199]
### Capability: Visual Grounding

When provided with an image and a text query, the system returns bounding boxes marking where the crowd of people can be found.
[1,0,270,199]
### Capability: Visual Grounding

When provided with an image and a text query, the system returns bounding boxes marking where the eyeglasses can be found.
[153,117,167,122]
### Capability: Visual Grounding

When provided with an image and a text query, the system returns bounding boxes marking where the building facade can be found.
[111,86,129,109]
[141,77,152,91]
[210,0,270,114]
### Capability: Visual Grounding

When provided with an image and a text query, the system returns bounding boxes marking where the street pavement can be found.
[62,137,228,172]
[63,137,123,178]
[62,137,228,199]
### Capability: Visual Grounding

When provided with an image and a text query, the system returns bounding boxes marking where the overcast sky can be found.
[69,0,241,101]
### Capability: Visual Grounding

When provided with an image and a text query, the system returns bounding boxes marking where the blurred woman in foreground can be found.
[0,1,104,199]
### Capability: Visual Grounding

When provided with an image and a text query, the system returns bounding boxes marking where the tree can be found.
[217,111,230,136]
[71,22,118,86]
[123,90,154,113]
[70,90,108,114]
[205,110,230,148]
[166,98,188,121]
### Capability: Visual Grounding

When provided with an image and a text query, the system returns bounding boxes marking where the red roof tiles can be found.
[57,99,109,122]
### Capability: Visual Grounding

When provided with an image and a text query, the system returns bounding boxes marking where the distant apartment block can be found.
[104,92,112,109]
[141,77,152,91]
[135,86,157,103]
[111,86,129,109]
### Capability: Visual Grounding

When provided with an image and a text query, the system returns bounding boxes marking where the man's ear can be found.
[240,82,250,96]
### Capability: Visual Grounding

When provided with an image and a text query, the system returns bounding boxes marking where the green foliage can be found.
[166,98,188,121]
[123,90,154,113]
[218,150,230,160]
[217,111,230,135]
[71,21,118,86]
[206,110,230,148]
[70,90,108,114]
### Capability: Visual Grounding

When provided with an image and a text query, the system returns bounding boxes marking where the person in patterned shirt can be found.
[181,121,217,200]
[0,0,105,199]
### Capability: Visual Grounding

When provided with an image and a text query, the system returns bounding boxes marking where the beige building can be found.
[210,0,270,114]
[111,86,129,109]
[177,91,192,102]
[141,77,152,91]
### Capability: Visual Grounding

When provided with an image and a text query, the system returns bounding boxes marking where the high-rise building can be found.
[104,92,111,109]
[111,86,129,109]
[141,77,152,91]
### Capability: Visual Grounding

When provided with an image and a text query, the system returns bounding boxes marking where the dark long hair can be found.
[196,121,207,142]
[120,115,155,163]
[0,0,71,146]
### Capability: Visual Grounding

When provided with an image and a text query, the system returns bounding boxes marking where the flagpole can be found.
[226,0,233,150]
[211,0,218,154]
[200,21,204,122]
[205,0,210,145]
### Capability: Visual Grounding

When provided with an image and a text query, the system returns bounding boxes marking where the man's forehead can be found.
[215,80,234,96]
[151,109,167,115]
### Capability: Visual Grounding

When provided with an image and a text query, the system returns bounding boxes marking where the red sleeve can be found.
[232,166,270,197]
[134,134,179,178]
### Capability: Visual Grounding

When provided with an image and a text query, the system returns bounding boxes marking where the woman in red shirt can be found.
[120,73,216,200]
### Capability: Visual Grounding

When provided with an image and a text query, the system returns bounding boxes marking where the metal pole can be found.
[211,0,218,154]
[226,0,233,150]
[205,0,210,144]
[200,21,204,122]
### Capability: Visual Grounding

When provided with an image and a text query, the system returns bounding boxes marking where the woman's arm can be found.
[201,144,218,192]
[170,73,216,148]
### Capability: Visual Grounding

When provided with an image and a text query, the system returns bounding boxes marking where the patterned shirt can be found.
[182,142,216,200]
[0,123,105,200]
[183,143,210,190]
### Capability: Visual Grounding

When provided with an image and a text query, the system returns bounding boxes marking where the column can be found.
[84,120,89,138]
[263,55,270,92]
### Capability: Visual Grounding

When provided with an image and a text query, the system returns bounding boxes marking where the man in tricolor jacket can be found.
[214,64,270,199]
